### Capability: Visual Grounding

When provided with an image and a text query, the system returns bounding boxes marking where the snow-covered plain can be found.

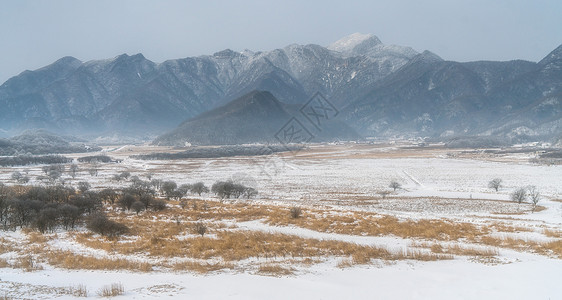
[0,143,561,299]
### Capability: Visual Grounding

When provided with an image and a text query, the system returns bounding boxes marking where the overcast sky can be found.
[1,0,561,84]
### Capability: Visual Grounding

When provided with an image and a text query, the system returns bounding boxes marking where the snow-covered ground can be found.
[0,143,561,299]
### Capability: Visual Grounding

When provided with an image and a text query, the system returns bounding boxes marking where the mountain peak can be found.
[213,49,239,58]
[539,44,562,66]
[328,33,382,54]
[410,50,443,63]
[53,56,82,67]
[115,53,146,61]
[216,90,283,113]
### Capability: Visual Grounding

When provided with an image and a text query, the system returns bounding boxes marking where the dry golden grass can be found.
[336,258,354,268]
[440,245,498,257]
[0,238,17,253]
[73,225,451,264]
[479,236,562,258]
[543,240,562,258]
[413,242,498,257]
[69,284,88,297]
[0,258,10,268]
[97,283,124,297]
[15,255,42,272]
[544,229,562,238]
[171,261,235,273]
[45,250,152,272]
[268,212,487,241]
[10,195,553,275]
[26,231,49,244]
[108,199,494,243]
[489,222,531,233]
[257,264,295,276]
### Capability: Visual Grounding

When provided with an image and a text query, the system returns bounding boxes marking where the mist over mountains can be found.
[0,33,560,144]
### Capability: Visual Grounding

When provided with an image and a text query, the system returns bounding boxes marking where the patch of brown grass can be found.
[26,231,49,244]
[544,229,562,238]
[69,284,88,297]
[15,255,42,272]
[73,226,450,264]
[336,258,353,268]
[97,283,124,297]
[171,261,235,273]
[414,242,498,257]
[110,199,489,244]
[479,236,562,258]
[268,212,487,241]
[257,264,295,276]
[0,258,10,268]
[442,245,498,257]
[543,240,562,258]
[489,222,531,233]
[45,250,152,272]
[0,238,17,253]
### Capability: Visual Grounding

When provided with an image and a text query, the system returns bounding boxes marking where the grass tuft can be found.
[97,283,124,297]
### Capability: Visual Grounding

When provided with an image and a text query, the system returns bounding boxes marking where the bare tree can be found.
[389,180,402,192]
[69,164,79,179]
[527,186,540,211]
[48,169,62,182]
[511,187,527,204]
[160,181,177,199]
[243,187,258,199]
[190,182,209,196]
[118,194,136,211]
[177,184,192,197]
[11,171,23,182]
[488,178,502,192]
[88,168,98,177]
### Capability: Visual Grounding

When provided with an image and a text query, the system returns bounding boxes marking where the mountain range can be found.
[0,33,560,144]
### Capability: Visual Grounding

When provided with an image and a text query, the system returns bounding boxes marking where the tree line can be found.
[133,145,303,160]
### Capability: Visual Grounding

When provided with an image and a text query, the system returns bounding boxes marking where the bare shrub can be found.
[290,207,302,219]
[70,284,88,297]
[77,181,90,193]
[151,199,167,211]
[86,214,128,237]
[118,194,136,211]
[194,222,207,236]
[131,201,144,215]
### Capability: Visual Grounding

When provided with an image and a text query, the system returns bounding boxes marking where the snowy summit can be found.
[327,33,382,54]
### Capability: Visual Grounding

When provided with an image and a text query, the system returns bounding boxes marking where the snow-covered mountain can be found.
[0,33,560,143]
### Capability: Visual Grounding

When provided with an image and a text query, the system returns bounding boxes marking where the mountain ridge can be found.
[1,33,561,144]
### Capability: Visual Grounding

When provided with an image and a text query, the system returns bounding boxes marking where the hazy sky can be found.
[1,0,561,84]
